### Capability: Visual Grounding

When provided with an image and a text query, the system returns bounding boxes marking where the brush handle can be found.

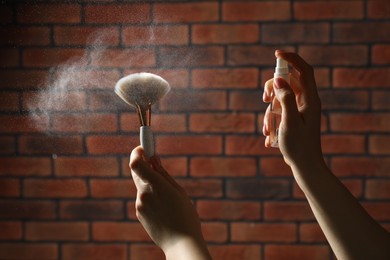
[140,126,154,158]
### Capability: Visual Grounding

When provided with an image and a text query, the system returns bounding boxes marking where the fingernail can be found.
[274,78,285,89]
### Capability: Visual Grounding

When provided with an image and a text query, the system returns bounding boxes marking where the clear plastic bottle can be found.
[270,58,289,148]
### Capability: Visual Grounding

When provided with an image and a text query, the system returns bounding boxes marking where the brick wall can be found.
[0,0,389,259]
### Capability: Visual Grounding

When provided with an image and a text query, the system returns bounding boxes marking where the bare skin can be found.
[128,50,390,260]
[129,147,211,260]
[263,50,390,260]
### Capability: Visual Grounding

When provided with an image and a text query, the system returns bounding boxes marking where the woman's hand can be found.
[263,50,323,171]
[129,146,211,259]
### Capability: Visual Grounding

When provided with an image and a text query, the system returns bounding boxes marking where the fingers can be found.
[150,155,187,194]
[274,78,300,124]
[263,104,271,136]
[263,78,274,103]
[275,50,317,96]
[130,146,156,184]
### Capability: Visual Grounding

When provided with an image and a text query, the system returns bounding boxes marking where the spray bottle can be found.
[270,58,289,148]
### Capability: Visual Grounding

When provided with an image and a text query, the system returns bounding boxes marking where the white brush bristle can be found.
[115,72,170,107]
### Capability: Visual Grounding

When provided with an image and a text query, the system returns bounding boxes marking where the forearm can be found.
[164,236,212,260]
[292,160,390,260]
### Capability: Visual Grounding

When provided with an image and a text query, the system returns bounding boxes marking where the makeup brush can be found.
[115,72,171,158]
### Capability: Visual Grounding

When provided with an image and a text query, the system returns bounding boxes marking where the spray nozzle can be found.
[275,58,289,75]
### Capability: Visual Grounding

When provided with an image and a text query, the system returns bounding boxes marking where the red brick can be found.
[372,44,390,65]
[228,45,287,66]
[209,245,261,260]
[62,244,127,260]
[319,90,369,110]
[125,69,189,89]
[177,179,222,198]
[260,157,292,177]
[263,23,330,44]
[92,222,151,242]
[0,157,51,176]
[158,157,188,177]
[232,222,296,242]
[299,223,326,243]
[330,113,390,132]
[334,22,390,43]
[85,3,150,24]
[154,3,218,23]
[225,135,280,155]
[90,48,156,68]
[0,200,56,219]
[26,222,89,241]
[223,2,290,21]
[24,179,87,198]
[18,135,83,155]
[0,47,19,67]
[332,157,390,177]
[299,45,368,66]
[0,70,49,89]
[321,134,366,155]
[229,90,266,112]
[227,179,290,200]
[190,113,255,133]
[23,48,85,68]
[294,1,363,20]
[191,157,257,177]
[0,26,50,46]
[54,26,119,46]
[55,157,119,177]
[265,245,330,260]
[159,46,224,67]
[121,113,187,133]
[0,243,57,260]
[0,179,19,197]
[0,115,49,133]
[51,113,117,133]
[369,135,390,154]
[126,201,137,220]
[366,180,390,199]
[90,179,136,198]
[192,68,259,89]
[201,222,228,243]
[23,90,87,112]
[86,135,139,155]
[372,91,390,110]
[264,202,315,221]
[197,200,260,220]
[368,0,390,18]
[17,4,81,24]
[0,91,19,112]
[0,221,22,240]
[60,200,124,220]
[122,25,188,46]
[156,135,222,155]
[192,24,259,44]
[362,202,390,221]
[130,244,164,260]
[160,90,227,112]
[0,136,15,154]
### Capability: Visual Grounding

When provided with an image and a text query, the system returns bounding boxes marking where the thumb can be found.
[130,146,156,184]
[273,78,300,124]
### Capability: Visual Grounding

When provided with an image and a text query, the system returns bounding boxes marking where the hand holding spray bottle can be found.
[270,58,290,148]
